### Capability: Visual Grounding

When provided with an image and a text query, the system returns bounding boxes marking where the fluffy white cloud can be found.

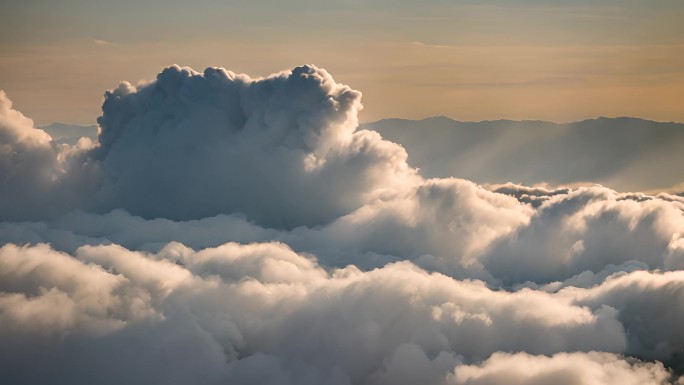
[0,91,64,220]
[0,64,683,384]
[482,186,684,284]
[1,242,682,384]
[447,351,672,385]
[2,183,682,285]
[564,270,684,361]
[0,91,99,221]
[91,65,419,228]
[0,65,419,228]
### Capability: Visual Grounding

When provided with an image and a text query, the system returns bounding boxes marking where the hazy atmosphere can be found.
[1,1,683,385]
[3,0,684,124]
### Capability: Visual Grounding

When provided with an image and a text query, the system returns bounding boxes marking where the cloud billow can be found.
[0,64,683,384]
[92,65,418,228]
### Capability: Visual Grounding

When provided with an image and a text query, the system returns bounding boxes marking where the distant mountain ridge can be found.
[39,122,98,145]
[362,116,684,192]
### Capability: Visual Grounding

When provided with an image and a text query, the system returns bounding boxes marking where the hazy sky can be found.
[2,0,684,124]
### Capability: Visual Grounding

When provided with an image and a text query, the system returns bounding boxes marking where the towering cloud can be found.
[92,65,418,228]
[0,65,682,384]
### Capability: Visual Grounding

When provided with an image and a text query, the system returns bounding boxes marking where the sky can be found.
[2,0,684,125]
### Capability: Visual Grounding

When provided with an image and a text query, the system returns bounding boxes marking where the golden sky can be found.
[1,0,683,124]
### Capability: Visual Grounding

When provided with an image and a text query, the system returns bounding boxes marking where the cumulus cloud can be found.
[1,242,682,384]
[2,183,681,284]
[0,91,64,220]
[482,186,684,285]
[0,64,683,384]
[447,351,673,385]
[0,65,418,228]
[0,91,99,221]
[91,65,418,228]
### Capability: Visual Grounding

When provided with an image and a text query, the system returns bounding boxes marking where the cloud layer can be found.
[0,65,683,384]
[1,242,682,384]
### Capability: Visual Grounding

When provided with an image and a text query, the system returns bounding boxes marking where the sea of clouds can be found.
[1,64,683,384]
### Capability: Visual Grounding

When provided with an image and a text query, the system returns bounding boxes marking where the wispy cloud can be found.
[93,39,113,46]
